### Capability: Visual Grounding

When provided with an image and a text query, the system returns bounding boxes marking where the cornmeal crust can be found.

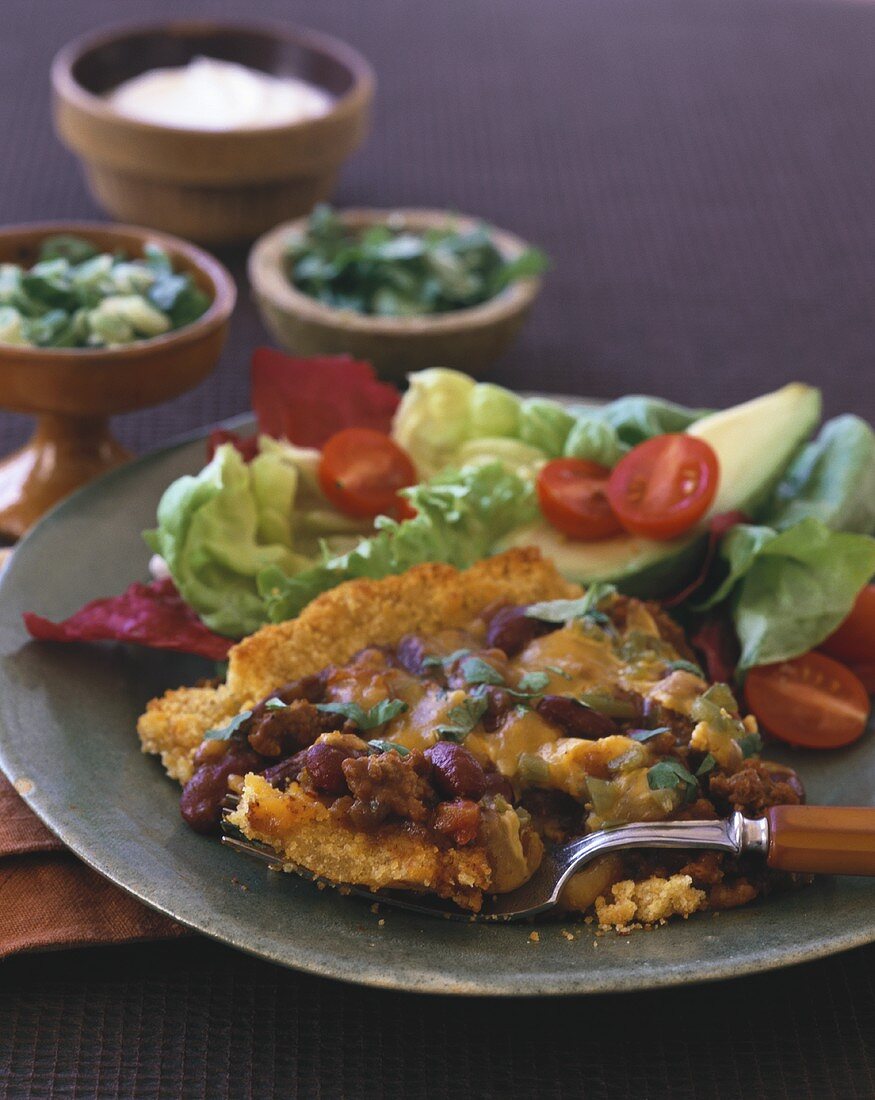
[232,774,492,909]
[138,548,578,782]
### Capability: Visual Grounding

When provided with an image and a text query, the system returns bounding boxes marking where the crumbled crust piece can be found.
[228,774,492,910]
[138,549,578,782]
[595,875,707,930]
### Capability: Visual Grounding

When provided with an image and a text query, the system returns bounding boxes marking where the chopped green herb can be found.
[316,698,408,731]
[204,709,253,741]
[646,759,699,802]
[545,665,572,680]
[665,659,706,679]
[525,583,617,624]
[367,739,410,757]
[460,656,505,686]
[422,647,471,671]
[696,753,718,777]
[629,726,672,743]
[285,205,548,318]
[577,693,638,719]
[737,732,763,758]
[264,697,288,711]
[437,695,489,742]
[516,670,551,694]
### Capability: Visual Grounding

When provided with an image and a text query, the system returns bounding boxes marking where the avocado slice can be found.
[497,383,822,597]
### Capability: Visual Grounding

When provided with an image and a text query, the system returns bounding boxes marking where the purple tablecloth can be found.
[1,0,874,1095]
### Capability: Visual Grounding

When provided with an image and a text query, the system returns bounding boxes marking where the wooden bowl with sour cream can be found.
[52,22,375,245]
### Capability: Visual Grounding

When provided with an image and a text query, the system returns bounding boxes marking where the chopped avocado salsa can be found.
[283,205,548,317]
[0,235,211,349]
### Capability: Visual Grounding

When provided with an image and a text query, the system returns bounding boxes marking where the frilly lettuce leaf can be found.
[258,462,537,623]
[144,441,315,637]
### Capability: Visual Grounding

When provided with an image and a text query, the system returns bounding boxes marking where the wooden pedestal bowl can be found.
[0,222,235,540]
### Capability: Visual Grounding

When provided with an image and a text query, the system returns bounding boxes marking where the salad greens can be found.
[0,234,210,349]
[284,205,547,318]
[259,462,538,624]
[142,363,875,682]
[393,368,709,478]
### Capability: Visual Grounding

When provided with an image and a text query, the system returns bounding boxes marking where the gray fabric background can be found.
[1,0,874,1095]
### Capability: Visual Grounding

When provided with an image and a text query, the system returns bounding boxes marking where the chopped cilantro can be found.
[204,709,253,741]
[696,753,718,777]
[437,695,489,742]
[577,693,637,719]
[646,759,699,802]
[264,697,288,711]
[525,583,617,625]
[460,655,505,686]
[737,732,763,759]
[316,698,408,731]
[629,726,671,743]
[367,739,411,757]
[516,670,550,694]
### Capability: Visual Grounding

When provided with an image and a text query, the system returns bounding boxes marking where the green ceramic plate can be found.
[0,419,873,996]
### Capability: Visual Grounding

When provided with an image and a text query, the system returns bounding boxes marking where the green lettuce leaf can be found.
[702,518,875,669]
[392,368,708,477]
[144,442,314,637]
[259,462,537,623]
[764,415,875,535]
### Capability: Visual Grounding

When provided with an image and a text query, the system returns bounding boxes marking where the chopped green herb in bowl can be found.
[0,234,212,349]
[249,207,547,379]
[283,205,547,317]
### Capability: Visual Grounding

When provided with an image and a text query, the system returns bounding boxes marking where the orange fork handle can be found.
[767,805,875,876]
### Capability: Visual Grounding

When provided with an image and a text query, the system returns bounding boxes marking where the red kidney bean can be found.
[304,743,354,796]
[425,741,487,800]
[536,695,617,739]
[478,685,513,732]
[485,605,555,657]
[395,634,433,676]
[262,749,309,790]
[483,769,515,801]
[180,745,262,834]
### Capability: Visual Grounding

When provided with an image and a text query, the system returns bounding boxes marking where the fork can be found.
[221,799,875,922]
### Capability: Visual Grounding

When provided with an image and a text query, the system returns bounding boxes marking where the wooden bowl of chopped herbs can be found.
[248,207,546,380]
[0,222,235,539]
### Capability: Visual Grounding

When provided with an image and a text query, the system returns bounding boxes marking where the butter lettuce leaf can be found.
[392,368,709,477]
[259,462,537,623]
[765,415,875,535]
[701,518,875,669]
[144,442,314,637]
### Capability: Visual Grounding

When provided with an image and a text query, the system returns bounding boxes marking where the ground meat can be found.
[678,850,724,887]
[608,596,697,663]
[708,760,804,817]
[247,700,342,758]
[520,788,584,842]
[342,750,435,829]
[262,750,309,791]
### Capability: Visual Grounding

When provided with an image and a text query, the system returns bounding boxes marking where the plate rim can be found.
[1,413,874,996]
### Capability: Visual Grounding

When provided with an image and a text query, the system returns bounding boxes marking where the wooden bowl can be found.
[52,22,375,245]
[0,222,235,540]
[248,209,543,381]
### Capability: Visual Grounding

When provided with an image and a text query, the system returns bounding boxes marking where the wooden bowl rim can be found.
[248,208,544,337]
[51,19,375,139]
[0,221,236,361]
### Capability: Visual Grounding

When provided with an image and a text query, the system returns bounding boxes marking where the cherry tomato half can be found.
[744,651,871,750]
[536,458,624,540]
[820,585,875,670]
[606,433,720,540]
[318,428,416,519]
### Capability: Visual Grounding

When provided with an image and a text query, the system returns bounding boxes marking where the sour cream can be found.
[106,56,333,131]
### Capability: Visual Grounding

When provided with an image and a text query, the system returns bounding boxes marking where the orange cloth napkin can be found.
[0,772,189,957]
